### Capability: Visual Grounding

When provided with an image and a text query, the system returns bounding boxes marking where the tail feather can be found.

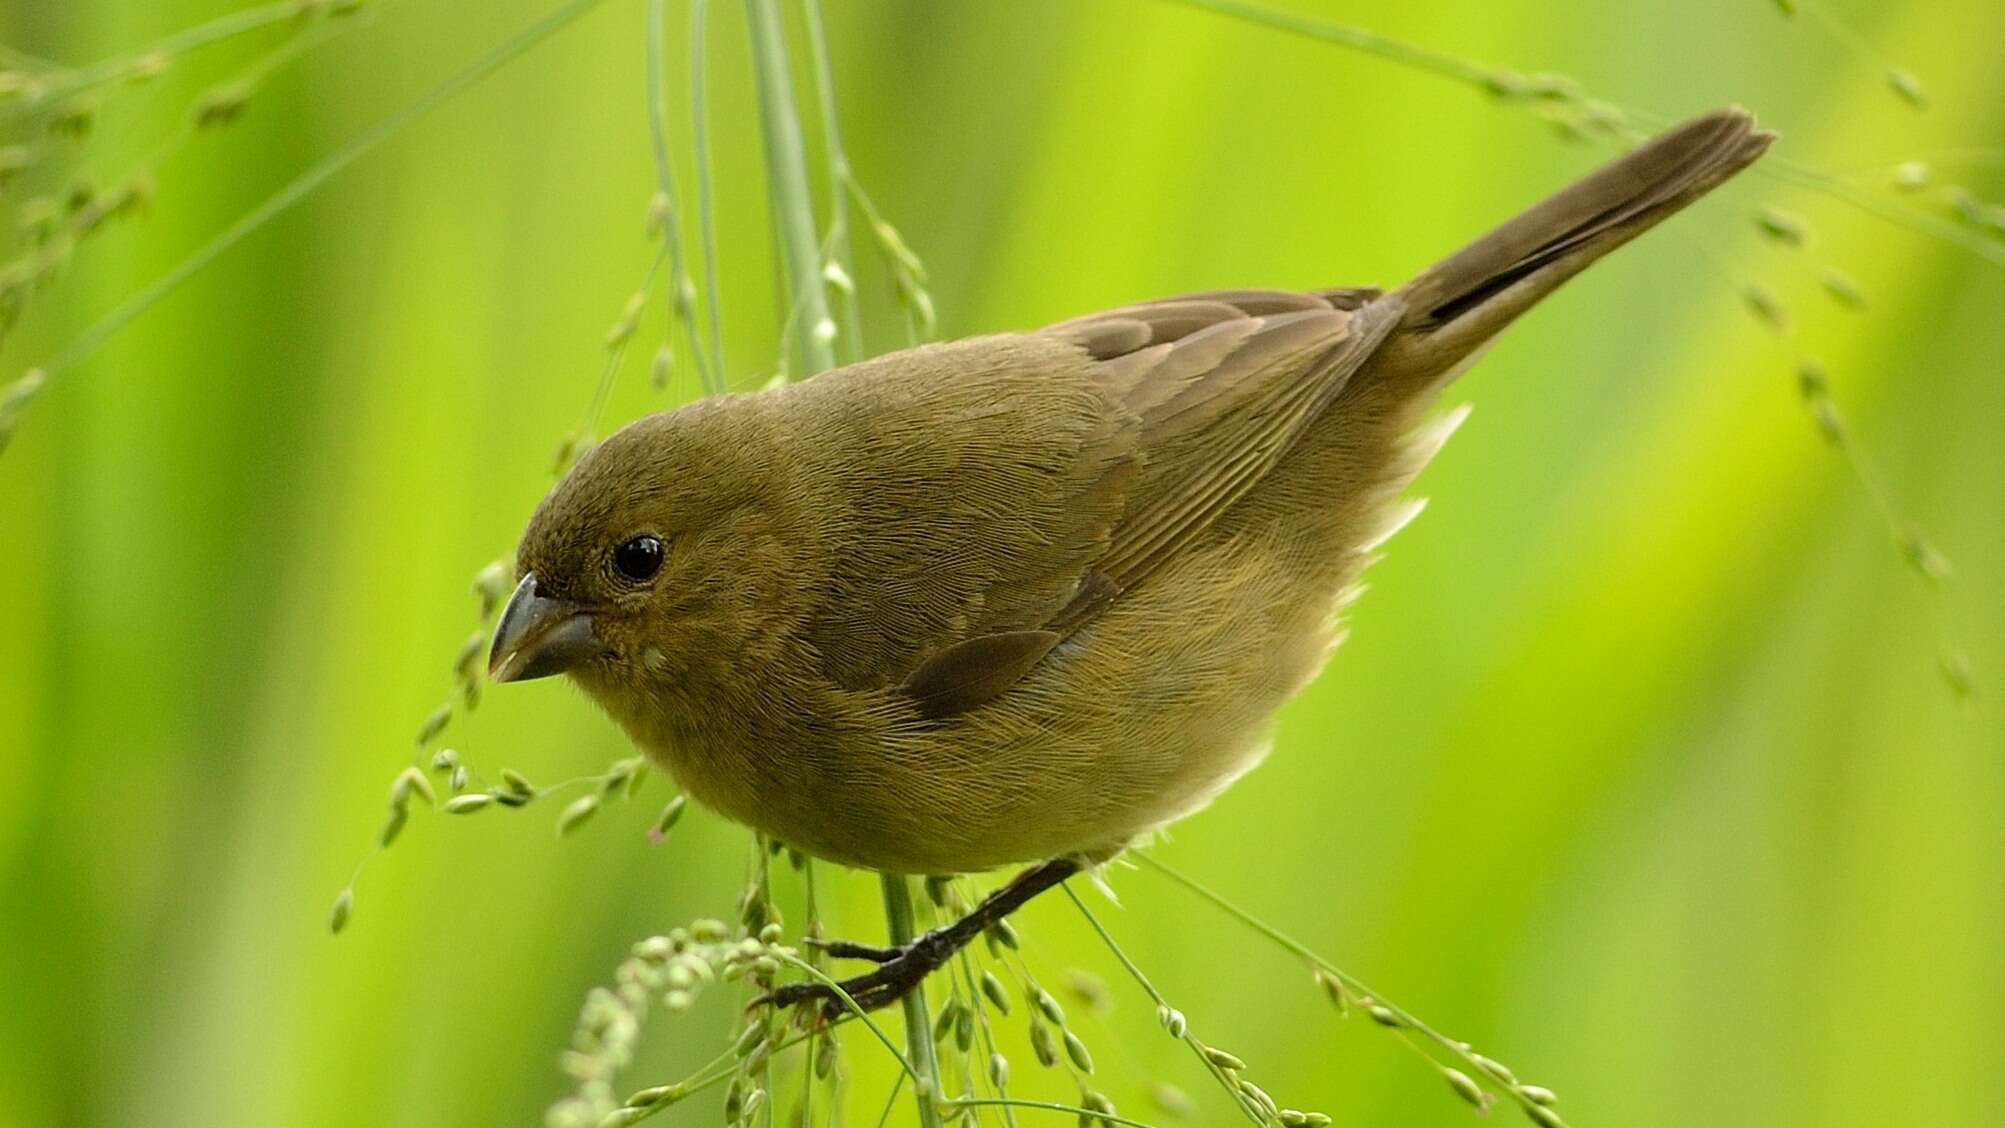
[1376,108,1774,384]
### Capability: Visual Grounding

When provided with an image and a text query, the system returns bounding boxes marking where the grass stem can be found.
[31,0,612,385]
[878,873,946,1128]
[744,0,836,377]
[800,0,864,364]
[690,0,727,385]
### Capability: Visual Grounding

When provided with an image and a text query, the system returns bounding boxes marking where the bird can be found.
[488,107,1773,1014]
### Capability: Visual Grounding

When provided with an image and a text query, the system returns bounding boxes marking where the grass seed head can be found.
[1033,987,1066,1026]
[1029,1020,1060,1068]
[1062,968,1110,1013]
[1742,285,1788,332]
[980,970,1012,1014]
[1443,1067,1489,1109]
[1754,206,1809,246]
[1820,268,1866,309]
[648,795,687,844]
[391,766,435,807]
[1885,68,1927,109]
[1062,1029,1094,1073]
[1149,1082,1195,1119]
[193,81,252,128]
[1517,1085,1559,1106]
[328,887,353,933]
[414,704,452,748]
[649,344,672,391]
[557,795,600,836]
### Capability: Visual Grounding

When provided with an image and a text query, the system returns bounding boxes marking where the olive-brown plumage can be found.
[493,109,1773,880]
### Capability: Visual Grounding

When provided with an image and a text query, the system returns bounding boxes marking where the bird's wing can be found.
[793,289,1400,717]
[1039,288,1399,596]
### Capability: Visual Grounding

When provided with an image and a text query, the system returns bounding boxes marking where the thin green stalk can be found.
[1762,157,2005,268]
[2,0,314,115]
[1137,853,1552,1120]
[744,0,836,378]
[582,244,668,436]
[29,0,612,385]
[872,1070,908,1128]
[878,873,946,1128]
[771,950,922,1089]
[949,1098,1167,1128]
[953,951,1017,1128]
[799,0,864,364]
[622,1023,828,1125]
[1164,0,1498,89]
[644,0,718,394]
[801,857,823,1128]
[1063,885,1272,1126]
[1169,0,2005,274]
[689,0,727,388]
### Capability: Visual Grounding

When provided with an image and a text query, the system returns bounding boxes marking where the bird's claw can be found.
[801,935,904,963]
[750,940,935,1021]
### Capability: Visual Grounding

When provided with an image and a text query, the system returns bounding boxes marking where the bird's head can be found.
[487,399,806,703]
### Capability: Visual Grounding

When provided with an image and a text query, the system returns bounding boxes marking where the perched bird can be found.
[490,108,1772,1012]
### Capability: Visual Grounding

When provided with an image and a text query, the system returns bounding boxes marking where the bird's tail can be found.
[1371,108,1774,389]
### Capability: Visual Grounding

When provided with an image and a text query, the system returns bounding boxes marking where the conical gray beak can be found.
[488,572,599,683]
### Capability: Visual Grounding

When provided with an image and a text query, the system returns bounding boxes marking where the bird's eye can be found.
[612,535,664,582]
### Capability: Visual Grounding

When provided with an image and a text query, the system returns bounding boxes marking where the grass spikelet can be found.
[1891,161,1931,191]
[557,795,600,836]
[328,887,353,934]
[1819,267,1865,309]
[1885,68,1926,109]
[1149,1082,1195,1119]
[1742,284,1788,332]
[414,703,452,747]
[443,793,493,814]
[192,80,253,128]
[0,367,47,452]
[1939,652,1975,699]
[1900,528,1952,584]
[1754,206,1809,246]
[1443,1066,1490,1110]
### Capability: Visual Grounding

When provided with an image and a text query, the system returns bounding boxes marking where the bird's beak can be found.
[488,572,600,684]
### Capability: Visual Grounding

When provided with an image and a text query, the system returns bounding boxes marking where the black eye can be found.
[612,535,664,582]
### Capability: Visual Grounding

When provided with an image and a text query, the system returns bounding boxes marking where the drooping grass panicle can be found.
[643,0,719,396]
[1769,0,1930,112]
[744,0,836,381]
[1160,0,1978,699]
[0,0,358,125]
[877,873,949,1128]
[1138,853,1569,1126]
[1,2,376,385]
[688,0,726,387]
[799,0,865,367]
[1063,883,1321,1127]
[2,0,613,453]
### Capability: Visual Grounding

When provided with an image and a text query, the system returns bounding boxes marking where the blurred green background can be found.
[2,1,2001,1125]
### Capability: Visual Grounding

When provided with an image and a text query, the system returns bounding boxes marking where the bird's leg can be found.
[800,936,903,962]
[760,857,1082,1019]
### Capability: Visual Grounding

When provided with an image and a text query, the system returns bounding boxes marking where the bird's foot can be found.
[800,935,903,963]
[754,859,1084,1023]
[757,932,953,1021]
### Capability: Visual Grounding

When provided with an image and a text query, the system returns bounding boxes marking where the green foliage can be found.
[0,1,2001,1126]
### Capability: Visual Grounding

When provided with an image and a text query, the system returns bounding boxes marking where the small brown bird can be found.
[490,108,1771,1011]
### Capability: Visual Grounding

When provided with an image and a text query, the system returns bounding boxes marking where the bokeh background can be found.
[2,1,2001,1125]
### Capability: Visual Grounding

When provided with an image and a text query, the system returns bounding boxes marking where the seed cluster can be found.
[1,0,373,453]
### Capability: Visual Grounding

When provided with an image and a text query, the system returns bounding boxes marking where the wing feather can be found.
[796,288,1401,715]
